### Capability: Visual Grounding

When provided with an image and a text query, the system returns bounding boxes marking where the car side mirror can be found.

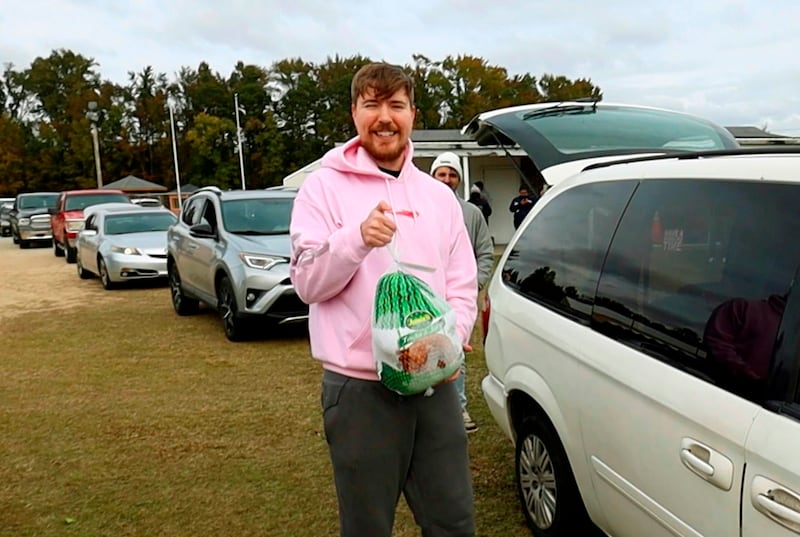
[189,222,216,238]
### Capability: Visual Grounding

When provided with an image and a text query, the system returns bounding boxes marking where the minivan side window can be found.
[501,181,636,320]
[594,179,800,402]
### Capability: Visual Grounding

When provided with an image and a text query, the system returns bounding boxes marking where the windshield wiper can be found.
[522,103,598,120]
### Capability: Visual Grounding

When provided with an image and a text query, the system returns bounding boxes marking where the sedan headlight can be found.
[19,217,30,225]
[111,245,143,256]
[239,253,286,270]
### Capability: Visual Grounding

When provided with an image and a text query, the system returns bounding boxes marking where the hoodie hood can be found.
[320,136,416,179]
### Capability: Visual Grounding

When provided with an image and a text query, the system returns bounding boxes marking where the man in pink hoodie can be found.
[290,63,478,536]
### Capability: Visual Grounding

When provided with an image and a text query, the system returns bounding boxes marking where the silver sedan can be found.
[76,207,177,289]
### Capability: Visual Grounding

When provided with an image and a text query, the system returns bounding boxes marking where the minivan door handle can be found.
[679,438,733,491]
[752,475,800,533]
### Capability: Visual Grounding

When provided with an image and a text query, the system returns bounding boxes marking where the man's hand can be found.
[361,201,396,247]
[439,344,473,384]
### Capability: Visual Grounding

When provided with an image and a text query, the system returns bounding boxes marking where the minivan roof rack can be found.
[581,146,800,173]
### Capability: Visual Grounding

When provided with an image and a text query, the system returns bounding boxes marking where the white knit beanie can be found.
[430,152,463,180]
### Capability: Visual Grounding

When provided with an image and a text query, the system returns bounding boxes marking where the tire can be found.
[65,245,77,263]
[54,240,64,257]
[218,275,248,341]
[98,258,116,290]
[76,254,92,279]
[515,414,594,536]
[19,239,29,249]
[168,262,198,315]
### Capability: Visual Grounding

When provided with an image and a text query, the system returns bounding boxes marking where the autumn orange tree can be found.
[0,49,602,195]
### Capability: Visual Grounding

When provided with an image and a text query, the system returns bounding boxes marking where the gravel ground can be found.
[0,237,133,321]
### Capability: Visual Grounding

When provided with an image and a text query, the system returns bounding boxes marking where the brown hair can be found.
[351,62,415,106]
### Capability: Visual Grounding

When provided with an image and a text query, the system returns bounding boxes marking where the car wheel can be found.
[515,414,594,536]
[76,254,92,279]
[98,258,116,290]
[168,262,198,315]
[218,275,248,341]
[54,240,64,257]
[65,245,77,263]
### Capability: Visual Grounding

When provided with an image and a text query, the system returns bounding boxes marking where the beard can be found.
[359,122,409,168]
[361,137,407,165]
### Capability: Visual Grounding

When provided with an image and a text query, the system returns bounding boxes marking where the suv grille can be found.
[268,294,309,318]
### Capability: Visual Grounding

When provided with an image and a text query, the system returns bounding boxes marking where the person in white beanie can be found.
[430,151,494,433]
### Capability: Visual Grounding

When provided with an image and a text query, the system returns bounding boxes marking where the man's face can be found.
[352,87,416,170]
[433,166,460,192]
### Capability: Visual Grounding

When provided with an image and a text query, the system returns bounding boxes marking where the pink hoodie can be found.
[290,137,478,380]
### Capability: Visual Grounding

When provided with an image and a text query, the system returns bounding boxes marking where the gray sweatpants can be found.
[321,370,475,537]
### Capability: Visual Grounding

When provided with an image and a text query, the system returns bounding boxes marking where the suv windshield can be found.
[222,198,293,234]
[65,193,129,211]
[19,194,59,209]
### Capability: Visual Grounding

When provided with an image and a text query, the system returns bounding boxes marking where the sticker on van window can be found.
[663,228,684,251]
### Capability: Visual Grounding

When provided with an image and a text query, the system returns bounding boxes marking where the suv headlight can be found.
[111,245,142,256]
[19,217,30,225]
[239,253,286,270]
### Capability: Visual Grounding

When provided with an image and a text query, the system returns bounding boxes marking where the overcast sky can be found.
[3,0,799,134]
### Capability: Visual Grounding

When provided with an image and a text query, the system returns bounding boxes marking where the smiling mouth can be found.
[375,131,396,137]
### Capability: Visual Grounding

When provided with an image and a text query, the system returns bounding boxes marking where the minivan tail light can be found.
[481,293,491,344]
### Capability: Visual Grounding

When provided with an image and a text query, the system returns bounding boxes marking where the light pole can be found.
[234,93,246,190]
[168,100,184,212]
[86,101,103,188]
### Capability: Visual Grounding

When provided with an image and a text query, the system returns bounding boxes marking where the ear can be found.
[351,102,357,121]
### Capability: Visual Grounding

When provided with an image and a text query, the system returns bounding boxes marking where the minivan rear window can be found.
[524,106,735,155]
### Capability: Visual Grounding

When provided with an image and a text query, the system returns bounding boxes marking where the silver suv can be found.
[167,187,308,341]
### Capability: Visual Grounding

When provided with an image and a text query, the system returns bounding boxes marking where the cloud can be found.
[2,0,799,132]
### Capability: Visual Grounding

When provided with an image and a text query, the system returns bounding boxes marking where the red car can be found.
[50,189,130,263]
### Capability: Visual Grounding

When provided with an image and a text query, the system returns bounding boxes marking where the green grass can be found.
[1,286,531,536]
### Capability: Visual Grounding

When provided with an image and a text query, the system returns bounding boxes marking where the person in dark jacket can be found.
[468,185,492,223]
[704,293,786,398]
[509,185,538,229]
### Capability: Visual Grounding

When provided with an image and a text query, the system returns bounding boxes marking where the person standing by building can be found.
[430,151,494,433]
[290,62,478,537]
[509,185,539,229]
[469,185,492,224]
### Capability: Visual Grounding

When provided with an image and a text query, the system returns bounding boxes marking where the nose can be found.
[377,102,392,121]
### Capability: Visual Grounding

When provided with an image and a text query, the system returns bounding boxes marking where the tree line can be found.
[0,49,602,195]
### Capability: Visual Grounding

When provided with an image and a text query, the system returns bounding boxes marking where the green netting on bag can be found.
[374,271,442,329]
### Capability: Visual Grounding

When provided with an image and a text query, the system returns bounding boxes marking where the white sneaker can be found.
[462,410,478,433]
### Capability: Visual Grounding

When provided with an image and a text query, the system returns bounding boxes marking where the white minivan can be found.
[481,148,800,536]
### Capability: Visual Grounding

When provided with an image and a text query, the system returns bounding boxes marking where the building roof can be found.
[102,175,167,192]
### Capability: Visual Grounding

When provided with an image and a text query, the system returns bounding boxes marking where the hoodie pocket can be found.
[346,319,372,354]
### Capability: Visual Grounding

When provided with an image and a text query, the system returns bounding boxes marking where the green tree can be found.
[123,66,171,180]
[185,112,238,188]
[19,49,103,188]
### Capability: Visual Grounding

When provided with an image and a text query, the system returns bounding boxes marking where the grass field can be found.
[1,281,532,536]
